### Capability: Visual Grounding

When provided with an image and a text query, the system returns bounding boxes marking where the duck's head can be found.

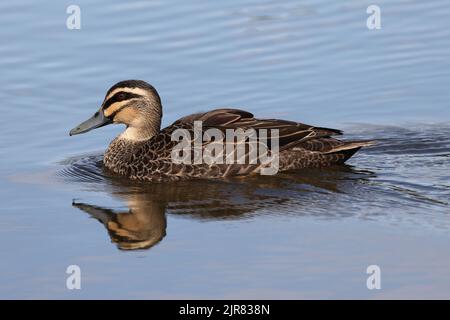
[69,80,162,140]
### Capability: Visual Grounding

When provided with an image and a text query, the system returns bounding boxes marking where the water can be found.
[0,0,449,299]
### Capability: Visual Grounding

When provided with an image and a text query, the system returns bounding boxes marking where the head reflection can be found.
[73,197,166,250]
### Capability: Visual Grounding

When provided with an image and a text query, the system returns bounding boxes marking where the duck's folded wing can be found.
[174,108,343,151]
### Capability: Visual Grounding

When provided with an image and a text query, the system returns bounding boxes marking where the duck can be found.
[69,80,374,182]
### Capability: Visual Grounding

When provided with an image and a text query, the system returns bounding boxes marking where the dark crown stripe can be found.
[106,80,161,105]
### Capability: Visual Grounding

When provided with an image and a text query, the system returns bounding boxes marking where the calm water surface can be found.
[0,0,449,299]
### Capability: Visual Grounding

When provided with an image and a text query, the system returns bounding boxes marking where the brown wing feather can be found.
[173,108,342,151]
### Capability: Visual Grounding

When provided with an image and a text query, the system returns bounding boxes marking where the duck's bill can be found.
[69,110,112,136]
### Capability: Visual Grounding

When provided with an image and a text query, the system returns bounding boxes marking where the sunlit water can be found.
[0,0,449,299]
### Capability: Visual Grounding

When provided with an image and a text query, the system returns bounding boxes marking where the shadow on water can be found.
[57,124,450,251]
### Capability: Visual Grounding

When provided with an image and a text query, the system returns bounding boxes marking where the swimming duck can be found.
[69,80,374,181]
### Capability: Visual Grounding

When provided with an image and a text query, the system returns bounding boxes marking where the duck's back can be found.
[104,109,374,181]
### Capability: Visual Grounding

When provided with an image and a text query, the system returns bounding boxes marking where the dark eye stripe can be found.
[103,91,142,110]
[107,105,129,120]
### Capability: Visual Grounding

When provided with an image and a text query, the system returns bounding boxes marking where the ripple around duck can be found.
[57,154,106,184]
[56,124,449,229]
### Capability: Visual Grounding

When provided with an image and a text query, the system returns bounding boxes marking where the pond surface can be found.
[0,0,449,299]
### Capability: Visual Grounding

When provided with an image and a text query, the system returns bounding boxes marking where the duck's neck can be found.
[104,121,161,174]
[119,124,160,142]
[104,105,162,174]
[119,107,162,142]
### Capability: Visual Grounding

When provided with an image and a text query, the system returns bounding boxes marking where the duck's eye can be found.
[117,93,127,100]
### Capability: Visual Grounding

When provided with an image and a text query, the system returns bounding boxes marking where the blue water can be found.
[0,0,449,299]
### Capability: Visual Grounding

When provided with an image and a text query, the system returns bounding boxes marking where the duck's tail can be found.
[324,140,376,163]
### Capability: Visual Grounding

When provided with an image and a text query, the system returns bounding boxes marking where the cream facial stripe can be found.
[103,100,136,118]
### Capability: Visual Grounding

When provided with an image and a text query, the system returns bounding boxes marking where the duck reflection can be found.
[65,156,375,251]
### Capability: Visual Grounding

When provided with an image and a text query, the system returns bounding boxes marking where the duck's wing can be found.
[173,108,342,151]
[132,109,367,179]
